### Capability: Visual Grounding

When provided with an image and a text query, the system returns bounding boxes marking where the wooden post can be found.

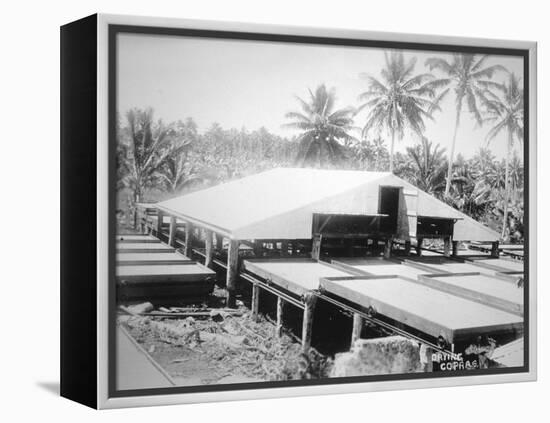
[253,240,262,257]
[404,240,411,256]
[311,235,322,260]
[226,239,239,308]
[281,240,289,257]
[291,241,297,256]
[443,236,452,257]
[204,229,214,269]
[452,241,459,257]
[251,283,260,322]
[156,209,164,236]
[168,216,177,247]
[417,237,424,256]
[351,313,364,346]
[384,238,392,259]
[276,297,285,337]
[491,241,500,258]
[215,234,224,252]
[183,222,194,257]
[301,292,317,352]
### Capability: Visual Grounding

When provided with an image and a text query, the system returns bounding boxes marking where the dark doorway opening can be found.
[378,186,400,234]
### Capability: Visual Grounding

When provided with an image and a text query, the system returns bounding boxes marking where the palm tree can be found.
[119,108,174,227]
[425,54,506,197]
[284,84,357,167]
[483,73,524,239]
[404,137,448,195]
[358,51,448,173]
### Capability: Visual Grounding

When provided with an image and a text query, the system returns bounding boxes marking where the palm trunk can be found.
[389,129,395,173]
[445,104,462,198]
[501,129,513,240]
[133,188,141,229]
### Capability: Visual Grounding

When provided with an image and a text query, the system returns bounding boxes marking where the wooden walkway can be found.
[116,326,175,390]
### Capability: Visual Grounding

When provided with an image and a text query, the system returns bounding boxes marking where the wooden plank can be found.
[333,258,434,279]
[320,276,523,343]
[468,258,524,273]
[116,234,159,243]
[116,263,215,283]
[415,274,523,316]
[116,242,175,254]
[116,252,190,265]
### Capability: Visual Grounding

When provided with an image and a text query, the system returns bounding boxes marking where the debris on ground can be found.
[119,304,332,385]
[330,335,422,377]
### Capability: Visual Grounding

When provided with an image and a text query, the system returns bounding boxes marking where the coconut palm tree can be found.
[358,51,448,173]
[284,84,358,167]
[483,73,524,239]
[425,54,506,197]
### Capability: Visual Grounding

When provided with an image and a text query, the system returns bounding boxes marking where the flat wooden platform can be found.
[242,258,351,296]
[332,258,437,279]
[320,275,523,343]
[116,234,160,243]
[116,262,215,283]
[417,274,523,316]
[468,258,524,273]
[116,242,175,254]
[117,252,190,265]
[116,326,174,390]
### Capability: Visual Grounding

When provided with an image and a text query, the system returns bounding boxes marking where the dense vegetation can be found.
[116,52,524,242]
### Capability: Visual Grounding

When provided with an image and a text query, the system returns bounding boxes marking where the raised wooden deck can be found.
[116,242,175,254]
[320,275,523,343]
[242,258,351,297]
[416,273,523,316]
[116,251,190,265]
[332,258,439,279]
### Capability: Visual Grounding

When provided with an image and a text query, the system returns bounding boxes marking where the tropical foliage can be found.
[116,52,524,243]
[284,84,357,167]
[425,54,506,197]
[357,51,448,172]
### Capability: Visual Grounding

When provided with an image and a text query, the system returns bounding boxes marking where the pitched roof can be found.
[156,167,499,241]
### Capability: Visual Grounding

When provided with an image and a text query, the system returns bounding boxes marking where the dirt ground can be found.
[119,298,332,386]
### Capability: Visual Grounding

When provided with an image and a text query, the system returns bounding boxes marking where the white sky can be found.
[117,33,524,160]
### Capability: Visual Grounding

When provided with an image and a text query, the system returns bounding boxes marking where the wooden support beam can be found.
[156,210,164,235]
[183,222,194,257]
[281,240,289,257]
[443,236,452,257]
[276,297,285,337]
[253,240,263,257]
[168,216,177,247]
[226,239,240,308]
[404,240,411,256]
[204,229,214,268]
[215,234,224,252]
[351,313,364,346]
[417,237,424,256]
[491,241,500,258]
[301,292,317,352]
[251,283,260,322]
[311,235,322,260]
[452,240,459,257]
[384,238,392,259]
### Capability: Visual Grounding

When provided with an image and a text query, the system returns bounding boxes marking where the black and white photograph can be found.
[111,25,529,394]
